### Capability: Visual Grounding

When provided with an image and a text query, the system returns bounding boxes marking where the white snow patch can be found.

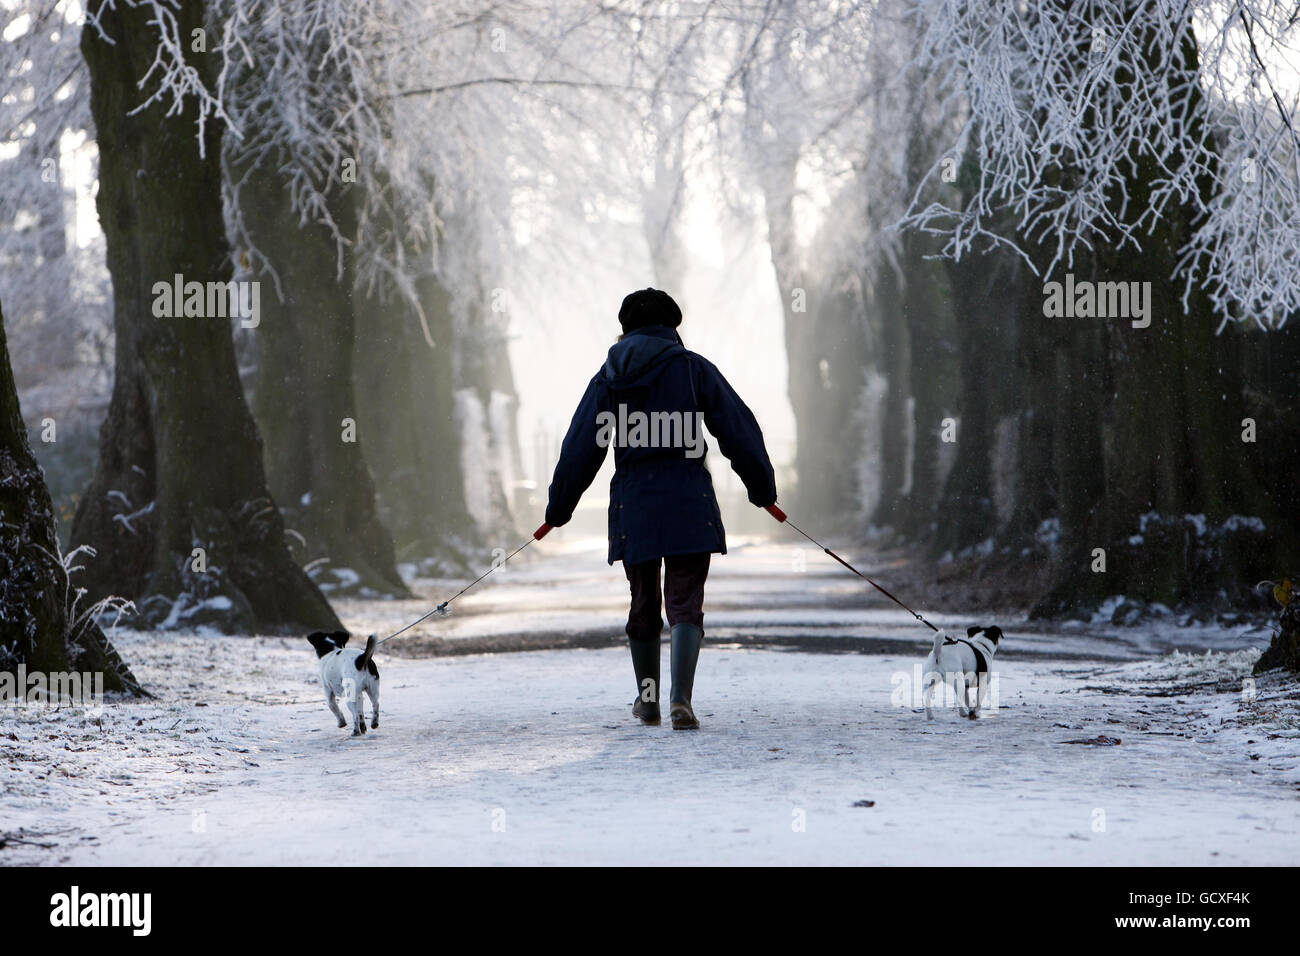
[1222,515,1266,533]
[4,544,1290,865]
[1092,595,1127,624]
[1035,518,1061,549]
[2,636,1294,865]
[316,567,361,593]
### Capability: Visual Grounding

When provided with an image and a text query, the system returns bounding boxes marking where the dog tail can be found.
[931,628,948,655]
[355,634,377,673]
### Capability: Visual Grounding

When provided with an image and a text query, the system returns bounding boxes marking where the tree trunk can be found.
[759,153,858,520]
[933,248,1007,553]
[897,229,951,539]
[234,150,407,596]
[1254,600,1300,674]
[453,294,522,543]
[794,277,869,519]
[643,120,688,294]
[354,265,476,571]
[997,220,1064,550]
[1032,17,1295,615]
[2,297,142,693]
[870,251,911,531]
[72,0,342,634]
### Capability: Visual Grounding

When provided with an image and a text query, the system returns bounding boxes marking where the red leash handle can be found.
[765,504,787,522]
[533,522,553,540]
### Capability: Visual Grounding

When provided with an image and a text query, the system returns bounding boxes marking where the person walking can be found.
[543,288,778,729]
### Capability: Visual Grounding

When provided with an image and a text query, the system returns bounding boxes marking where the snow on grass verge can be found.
[2,628,1297,865]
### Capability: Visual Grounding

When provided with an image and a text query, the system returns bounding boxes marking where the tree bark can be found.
[897,229,951,539]
[233,150,407,596]
[354,265,476,569]
[1032,15,1297,614]
[760,154,869,521]
[933,246,1009,554]
[643,119,688,294]
[453,294,522,542]
[72,0,342,634]
[793,277,869,519]
[870,251,911,530]
[1,297,142,692]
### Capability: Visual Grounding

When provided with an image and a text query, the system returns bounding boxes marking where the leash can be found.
[376,506,937,643]
[376,523,554,646]
[764,504,940,633]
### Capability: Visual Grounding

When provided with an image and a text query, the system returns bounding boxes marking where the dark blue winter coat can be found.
[545,325,777,565]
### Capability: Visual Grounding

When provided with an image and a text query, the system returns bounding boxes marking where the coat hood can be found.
[601,325,686,389]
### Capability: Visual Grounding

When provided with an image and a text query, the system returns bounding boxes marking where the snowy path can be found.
[3,540,1296,865]
[341,537,1276,661]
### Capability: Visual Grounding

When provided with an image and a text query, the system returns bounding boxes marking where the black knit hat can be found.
[618,288,682,332]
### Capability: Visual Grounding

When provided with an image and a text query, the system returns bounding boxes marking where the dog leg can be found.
[954,672,969,719]
[923,675,935,720]
[343,676,369,738]
[366,683,379,729]
[345,681,365,737]
[326,687,347,728]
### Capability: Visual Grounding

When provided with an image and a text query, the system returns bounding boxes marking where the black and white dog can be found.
[922,625,1003,720]
[307,631,380,736]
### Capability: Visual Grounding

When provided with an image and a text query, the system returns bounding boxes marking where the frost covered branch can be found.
[898,0,1300,328]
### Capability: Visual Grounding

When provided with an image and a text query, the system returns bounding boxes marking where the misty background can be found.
[2,0,1298,657]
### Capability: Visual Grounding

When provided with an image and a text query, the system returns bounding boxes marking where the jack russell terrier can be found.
[922,625,1003,720]
[307,631,379,736]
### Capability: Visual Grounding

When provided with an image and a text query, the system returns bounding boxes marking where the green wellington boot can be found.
[629,635,661,725]
[669,622,704,729]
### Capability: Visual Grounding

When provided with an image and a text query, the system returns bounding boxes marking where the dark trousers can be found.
[623,552,710,641]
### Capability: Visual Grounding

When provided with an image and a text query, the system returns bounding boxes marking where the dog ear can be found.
[330,631,351,647]
[967,625,982,638]
[986,626,1003,643]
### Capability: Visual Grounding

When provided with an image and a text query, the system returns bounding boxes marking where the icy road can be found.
[3,538,1296,865]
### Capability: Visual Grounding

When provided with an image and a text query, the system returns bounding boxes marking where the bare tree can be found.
[901,0,1300,329]
[71,0,342,632]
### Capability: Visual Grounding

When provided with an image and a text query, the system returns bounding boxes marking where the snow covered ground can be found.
[2,539,1296,865]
